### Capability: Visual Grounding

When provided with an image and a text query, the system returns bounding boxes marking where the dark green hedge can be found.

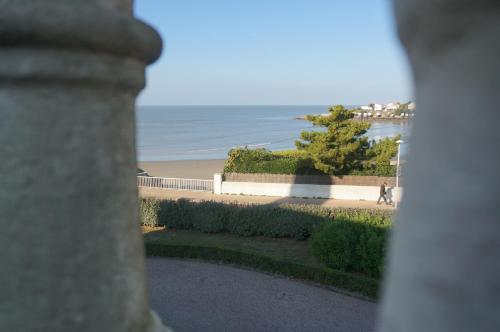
[224,148,397,176]
[141,199,326,240]
[140,198,392,240]
[139,198,161,227]
[141,198,391,294]
[349,164,397,177]
[311,220,388,278]
[224,148,324,175]
[145,242,379,299]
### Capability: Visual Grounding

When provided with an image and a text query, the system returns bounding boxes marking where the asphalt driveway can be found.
[147,258,377,332]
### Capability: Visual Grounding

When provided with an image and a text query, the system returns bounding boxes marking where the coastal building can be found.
[386,102,400,111]
[408,102,416,110]
[361,105,373,111]
[373,104,383,111]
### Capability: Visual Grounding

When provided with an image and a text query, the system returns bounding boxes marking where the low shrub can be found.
[190,201,229,233]
[139,198,392,242]
[311,220,388,277]
[158,200,325,240]
[139,198,161,227]
[273,149,309,158]
[349,164,397,177]
[224,148,323,175]
[224,147,399,177]
[158,198,193,229]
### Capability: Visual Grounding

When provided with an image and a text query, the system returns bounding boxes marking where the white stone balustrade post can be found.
[0,1,168,331]
[213,173,223,194]
[379,1,500,331]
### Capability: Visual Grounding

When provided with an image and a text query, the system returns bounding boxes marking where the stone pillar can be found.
[0,1,166,331]
[213,173,223,195]
[379,1,500,331]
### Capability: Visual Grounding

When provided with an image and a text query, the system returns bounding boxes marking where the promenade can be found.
[139,187,394,209]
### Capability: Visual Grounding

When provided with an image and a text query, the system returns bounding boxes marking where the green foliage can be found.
[139,198,161,227]
[155,199,325,240]
[296,105,371,175]
[190,201,230,233]
[142,198,391,290]
[140,198,393,242]
[311,219,388,277]
[350,165,397,177]
[224,148,323,175]
[348,136,401,176]
[273,149,309,158]
[366,136,400,166]
[224,105,401,176]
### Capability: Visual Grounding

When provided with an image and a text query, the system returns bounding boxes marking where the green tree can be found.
[366,136,401,166]
[295,105,371,175]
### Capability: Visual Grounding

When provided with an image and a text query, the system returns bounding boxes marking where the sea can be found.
[136,105,412,162]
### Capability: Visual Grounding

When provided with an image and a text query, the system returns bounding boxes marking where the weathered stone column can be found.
[0,1,165,331]
[379,1,500,331]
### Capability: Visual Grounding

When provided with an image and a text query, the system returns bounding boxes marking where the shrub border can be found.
[145,241,379,299]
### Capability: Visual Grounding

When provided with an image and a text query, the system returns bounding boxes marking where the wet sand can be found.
[138,159,225,179]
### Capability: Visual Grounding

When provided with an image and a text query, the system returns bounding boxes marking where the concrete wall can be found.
[220,180,402,202]
[217,173,402,202]
[224,172,399,186]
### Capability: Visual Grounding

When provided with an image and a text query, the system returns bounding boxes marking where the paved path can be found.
[147,258,377,332]
[140,187,394,210]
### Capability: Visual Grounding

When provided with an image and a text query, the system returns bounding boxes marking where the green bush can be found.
[227,205,320,240]
[224,147,398,176]
[139,198,161,227]
[139,198,392,243]
[273,149,309,158]
[311,220,388,277]
[158,198,193,229]
[155,200,325,240]
[190,201,229,233]
[349,164,397,177]
[224,148,323,175]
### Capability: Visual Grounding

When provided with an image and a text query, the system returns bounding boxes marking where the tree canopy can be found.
[296,105,370,174]
[296,105,400,175]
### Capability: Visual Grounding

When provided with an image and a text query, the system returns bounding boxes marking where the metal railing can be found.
[137,176,213,192]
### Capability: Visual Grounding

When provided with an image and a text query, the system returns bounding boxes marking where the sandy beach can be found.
[138,159,225,179]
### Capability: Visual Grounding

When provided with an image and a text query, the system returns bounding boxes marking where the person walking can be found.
[377,182,389,205]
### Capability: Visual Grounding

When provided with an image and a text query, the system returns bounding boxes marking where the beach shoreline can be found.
[138,159,225,179]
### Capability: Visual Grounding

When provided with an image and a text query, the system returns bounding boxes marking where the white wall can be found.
[213,173,223,194]
[220,181,403,202]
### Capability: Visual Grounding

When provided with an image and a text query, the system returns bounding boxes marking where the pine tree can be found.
[296,105,371,175]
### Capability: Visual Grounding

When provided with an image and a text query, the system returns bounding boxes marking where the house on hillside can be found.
[373,104,383,111]
[408,102,416,111]
[385,102,400,111]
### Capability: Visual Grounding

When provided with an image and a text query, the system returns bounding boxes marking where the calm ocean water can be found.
[136,106,411,161]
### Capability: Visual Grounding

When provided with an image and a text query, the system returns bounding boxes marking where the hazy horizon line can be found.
[137,104,360,107]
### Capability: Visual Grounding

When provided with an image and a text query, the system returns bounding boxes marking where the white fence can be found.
[137,176,213,192]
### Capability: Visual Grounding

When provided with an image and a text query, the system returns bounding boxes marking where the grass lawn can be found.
[145,227,317,265]
[143,227,379,299]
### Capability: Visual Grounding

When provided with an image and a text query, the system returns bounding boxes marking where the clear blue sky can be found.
[135,0,412,106]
